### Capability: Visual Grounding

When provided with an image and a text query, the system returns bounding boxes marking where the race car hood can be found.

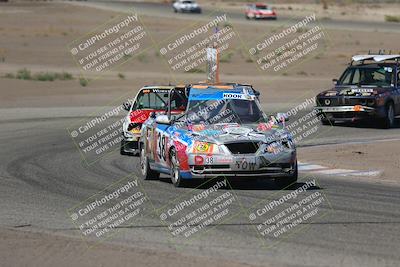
[318,86,391,97]
[186,122,290,145]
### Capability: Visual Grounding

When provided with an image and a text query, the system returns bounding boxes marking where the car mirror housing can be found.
[122,101,131,111]
[332,78,338,85]
[276,112,289,122]
[155,115,171,125]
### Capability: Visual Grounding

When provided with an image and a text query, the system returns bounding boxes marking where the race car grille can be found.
[317,97,374,107]
[225,142,260,154]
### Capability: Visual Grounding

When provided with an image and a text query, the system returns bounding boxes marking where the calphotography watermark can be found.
[159,179,237,239]
[248,178,332,247]
[67,97,137,165]
[68,175,150,242]
[158,13,239,73]
[68,11,152,79]
[247,14,329,74]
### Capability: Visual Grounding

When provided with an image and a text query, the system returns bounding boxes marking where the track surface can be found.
[1,107,400,267]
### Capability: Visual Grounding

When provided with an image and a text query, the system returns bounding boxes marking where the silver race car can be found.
[139,83,297,187]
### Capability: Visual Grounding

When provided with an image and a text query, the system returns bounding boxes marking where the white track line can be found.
[298,162,382,177]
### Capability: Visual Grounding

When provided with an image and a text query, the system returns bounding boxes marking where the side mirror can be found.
[155,115,171,125]
[150,112,156,119]
[332,78,338,85]
[122,102,131,111]
[276,112,289,122]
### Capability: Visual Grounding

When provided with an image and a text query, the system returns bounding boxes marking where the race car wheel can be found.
[170,148,187,187]
[380,102,395,129]
[321,118,333,126]
[140,145,159,180]
[275,162,298,189]
[173,8,177,13]
[120,140,130,155]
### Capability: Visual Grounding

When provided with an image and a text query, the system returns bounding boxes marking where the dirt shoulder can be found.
[0,227,260,267]
[299,139,400,184]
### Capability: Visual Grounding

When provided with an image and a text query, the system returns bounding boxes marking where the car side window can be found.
[397,71,400,86]
[352,69,360,84]
[339,69,352,85]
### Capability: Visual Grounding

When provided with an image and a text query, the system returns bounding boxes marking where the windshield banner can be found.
[189,88,255,101]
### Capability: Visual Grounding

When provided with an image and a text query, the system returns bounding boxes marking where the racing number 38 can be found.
[157,132,167,161]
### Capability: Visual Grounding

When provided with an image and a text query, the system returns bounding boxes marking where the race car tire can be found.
[275,162,298,189]
[380,102,395,129]
[170,148,187,187]
[321,118,332,126]
[173,8,177,13]
[140,144,160,180]
[120,140,130,155]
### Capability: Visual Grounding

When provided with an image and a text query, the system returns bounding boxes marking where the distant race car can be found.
[315,54,400,128]
[120,86,187,156]
[245,3,277,20]
[173,0,202,13]
[139,83,297,187]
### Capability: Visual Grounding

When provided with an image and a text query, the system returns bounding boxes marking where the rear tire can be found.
[140,144,159,180]
[380,102,395,129]
[275,162,298,189]
[170,148,187,187]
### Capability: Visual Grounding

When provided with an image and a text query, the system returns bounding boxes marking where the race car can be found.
[172,0,202,13]
[315,54,400,128]
[245,3,277,20]
[120,86,187,156]
[139,83,297,187]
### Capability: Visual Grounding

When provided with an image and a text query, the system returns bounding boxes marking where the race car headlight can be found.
[265,138,294,153]
[281,138,295,149]
[128,123,142,133]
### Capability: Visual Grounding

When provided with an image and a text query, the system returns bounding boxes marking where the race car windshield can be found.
[186,99,266,124]
[338,66,394,86]
[255,5,268,10]
[134,90,186,110]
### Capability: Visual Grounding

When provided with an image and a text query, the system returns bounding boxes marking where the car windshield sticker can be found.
[189,88,255,101]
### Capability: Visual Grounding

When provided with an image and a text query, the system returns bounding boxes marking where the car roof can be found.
[348,63,397,68]
[352,54,400,63]
[189,82,253,90]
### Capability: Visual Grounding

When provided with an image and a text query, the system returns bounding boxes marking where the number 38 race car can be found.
[138,83,297,187]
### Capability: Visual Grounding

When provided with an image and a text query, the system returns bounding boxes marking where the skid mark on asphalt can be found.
[298,162,382,177]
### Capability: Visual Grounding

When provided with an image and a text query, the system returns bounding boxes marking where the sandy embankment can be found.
[299,140,400,183]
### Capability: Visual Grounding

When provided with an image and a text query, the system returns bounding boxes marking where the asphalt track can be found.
[1,107,400,266]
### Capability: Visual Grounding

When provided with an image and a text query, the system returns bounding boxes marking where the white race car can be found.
[173,0,202,13]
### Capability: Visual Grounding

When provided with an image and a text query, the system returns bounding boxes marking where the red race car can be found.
[245,3,277,20]
[120,85,187,155]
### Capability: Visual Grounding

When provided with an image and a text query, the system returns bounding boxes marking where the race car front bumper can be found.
[186,151,296,179]
[255,14,276,19]
[315,105,385,121]
[180,7,201,13]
